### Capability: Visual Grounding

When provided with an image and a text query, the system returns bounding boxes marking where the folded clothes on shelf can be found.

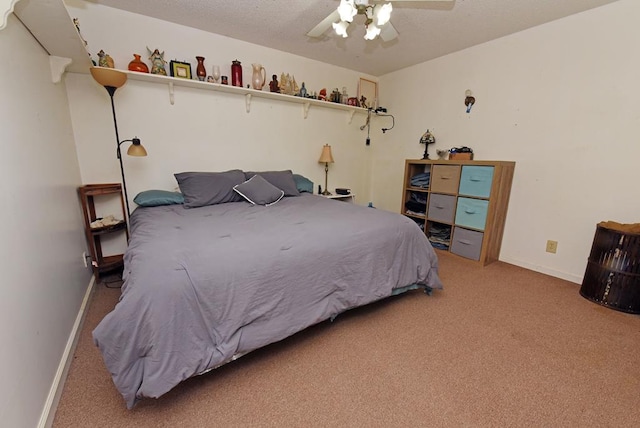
[428,223,451,250]
[410,172,430,188]
[405,200,426,215]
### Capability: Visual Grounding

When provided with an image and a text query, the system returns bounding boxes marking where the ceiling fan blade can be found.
[386,0,453,2]
[380,21,398,42]
[306,10,340,38]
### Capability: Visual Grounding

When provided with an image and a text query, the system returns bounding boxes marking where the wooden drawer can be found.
[455,197,489,230]
[430,165,460,194]
[451,227,484,261]
[459,166,494,198]
[427,194,456,224]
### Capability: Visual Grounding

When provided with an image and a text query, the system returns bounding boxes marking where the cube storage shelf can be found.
[401,159,515,266]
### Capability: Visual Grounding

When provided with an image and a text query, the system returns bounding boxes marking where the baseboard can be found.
[38,276,96,428]
[500,257,583,284]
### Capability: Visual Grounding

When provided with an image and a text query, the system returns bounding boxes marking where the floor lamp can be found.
[90,67,148,218]
[318,144,334,195]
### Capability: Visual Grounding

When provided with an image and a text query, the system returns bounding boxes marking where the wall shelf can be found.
[7,0,368,121]
[123,69,366,121]
[13,0,92,80]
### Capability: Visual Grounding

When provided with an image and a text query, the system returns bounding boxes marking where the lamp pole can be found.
[323,163,331,195]
[106,86,132,218]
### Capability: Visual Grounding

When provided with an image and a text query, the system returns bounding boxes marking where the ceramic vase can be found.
[251,63,266,90]
[231,59,243,87]
[127,54,149,73]
[196,56,206,81]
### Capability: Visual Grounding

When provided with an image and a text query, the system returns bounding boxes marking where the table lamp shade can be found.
[318,144,334,163]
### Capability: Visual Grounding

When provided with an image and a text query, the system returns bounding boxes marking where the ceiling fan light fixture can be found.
[337,0,357,22]
[364,23,381,40]
[333,21,349,38]
[375,3,393,26]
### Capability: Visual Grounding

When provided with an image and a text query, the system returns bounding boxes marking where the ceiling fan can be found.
[307,0,453,41]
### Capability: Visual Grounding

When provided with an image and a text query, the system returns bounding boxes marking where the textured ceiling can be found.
[89,0,619,76]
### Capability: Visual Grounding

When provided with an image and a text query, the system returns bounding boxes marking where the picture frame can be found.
[170,60,192,80]
[357,78,378,109]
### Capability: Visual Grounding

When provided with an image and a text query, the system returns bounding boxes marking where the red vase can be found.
[231,59,243,87]
[128,54,149,73]
[196,56,206,81]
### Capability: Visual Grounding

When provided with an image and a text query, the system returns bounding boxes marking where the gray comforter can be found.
[93,194,442,408]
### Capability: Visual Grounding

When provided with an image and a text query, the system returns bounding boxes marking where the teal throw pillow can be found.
[292,174,314,193]
[134,190,184,207]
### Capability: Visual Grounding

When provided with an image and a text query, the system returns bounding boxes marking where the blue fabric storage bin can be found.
[459,166,494,198]
[455,197,489,230]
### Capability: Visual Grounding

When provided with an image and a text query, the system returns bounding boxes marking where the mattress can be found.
[93,194,443,408]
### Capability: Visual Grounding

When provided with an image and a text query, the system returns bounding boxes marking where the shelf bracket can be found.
[303,102,311,119]
[49,55,72,83]
[348,110,356,124]
[245,94,252,113]
[0,0,20,31]
[168,81,174,105]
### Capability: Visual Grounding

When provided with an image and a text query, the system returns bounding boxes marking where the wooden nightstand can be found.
[322,193,356,203]
[78,183,129,282]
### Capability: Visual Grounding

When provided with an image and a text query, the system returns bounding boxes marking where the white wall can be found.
[0,14,91,428]
[65,0,639,284]
[65,1,376,215]
[374,0,639,283]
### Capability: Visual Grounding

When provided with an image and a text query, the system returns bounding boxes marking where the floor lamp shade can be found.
[90,66,127,89]
[318,144,334,195]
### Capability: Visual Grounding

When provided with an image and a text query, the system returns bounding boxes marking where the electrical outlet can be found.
[546,240,558,254]
[82,251,88,268]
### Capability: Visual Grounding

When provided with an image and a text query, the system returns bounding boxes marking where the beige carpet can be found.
[53,251,640,427]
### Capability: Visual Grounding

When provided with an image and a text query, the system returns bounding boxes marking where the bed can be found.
[93,170,443,408]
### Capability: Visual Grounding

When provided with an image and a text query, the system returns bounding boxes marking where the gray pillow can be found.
[244,170,300,196]
[233,175,284,206]
[175,170,246,208]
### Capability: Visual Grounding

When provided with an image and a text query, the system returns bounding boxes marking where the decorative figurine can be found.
[280,73,294,95]
[73,18,88,48]
[73,18,95,65]
[299,82,307,98]
[436,149,448,160]
[97,50,114,68]
[359,95,368,109]
[147,47,167,76]
[269,74,280,93]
